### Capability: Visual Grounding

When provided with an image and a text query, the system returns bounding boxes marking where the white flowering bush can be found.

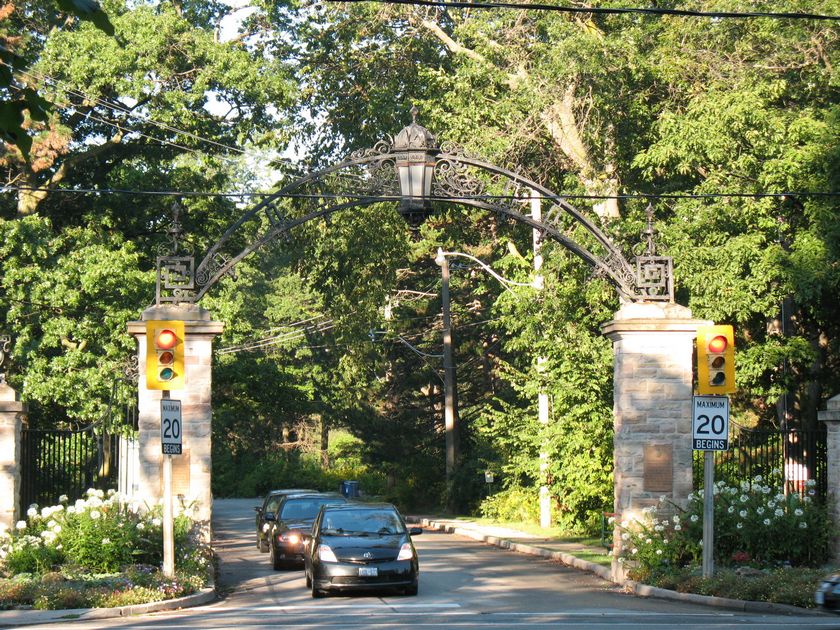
[0,490,210,576]
[617,473,832,582]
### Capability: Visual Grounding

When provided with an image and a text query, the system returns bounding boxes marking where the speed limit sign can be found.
[692,395,729,451]
[160,399,183,455]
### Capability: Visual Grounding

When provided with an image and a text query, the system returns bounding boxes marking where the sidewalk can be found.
[410,515,829,617]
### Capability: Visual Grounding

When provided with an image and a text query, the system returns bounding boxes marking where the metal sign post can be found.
[692,395,730,579]
[160,398,182,578]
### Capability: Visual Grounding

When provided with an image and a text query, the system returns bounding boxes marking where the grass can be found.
[458,517,613,567]
[640,566,831,609]
[0,566,208,611]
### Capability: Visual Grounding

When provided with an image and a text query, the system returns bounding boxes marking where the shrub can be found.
[0,490,212,579]
[479,486,540,522]
[617,473,833,582]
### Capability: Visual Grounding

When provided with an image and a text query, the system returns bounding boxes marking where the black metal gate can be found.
[692,425,828,499]
[20,429,121,509]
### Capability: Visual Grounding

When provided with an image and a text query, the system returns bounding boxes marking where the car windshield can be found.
[321,510,405,535]
[279,498,343,521]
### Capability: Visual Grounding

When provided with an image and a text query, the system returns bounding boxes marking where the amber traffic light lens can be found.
[711,356,725,369]
[158,350,174,365]
[708,335,727,353]
[156,330,178,350]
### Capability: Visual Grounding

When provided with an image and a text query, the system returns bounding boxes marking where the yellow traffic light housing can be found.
[696,324,735,395]
[146,320,185,390]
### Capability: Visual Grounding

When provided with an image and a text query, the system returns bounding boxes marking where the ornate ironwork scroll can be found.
[155,117,675,304]
[631,204,674,302]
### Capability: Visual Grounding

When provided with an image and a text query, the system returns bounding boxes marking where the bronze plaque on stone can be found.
[643,445,673,493]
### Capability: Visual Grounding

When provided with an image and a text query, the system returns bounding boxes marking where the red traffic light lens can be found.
[156,329,178,350]
[708,335,727,353]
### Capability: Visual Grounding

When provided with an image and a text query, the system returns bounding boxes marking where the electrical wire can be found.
[331,0,840,20]
[3,185,837,200]
[7,63,251,158]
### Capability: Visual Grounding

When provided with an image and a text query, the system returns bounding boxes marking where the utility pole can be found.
[436,250,459,482]
[532,191,551,529]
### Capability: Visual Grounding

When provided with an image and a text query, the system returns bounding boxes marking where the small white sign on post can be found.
[160,399,182,455]
[692,395,729,451]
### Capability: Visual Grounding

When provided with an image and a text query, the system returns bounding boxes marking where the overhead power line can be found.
[332,0,840,20]
[8,64,249,157]
[3,185,838,201]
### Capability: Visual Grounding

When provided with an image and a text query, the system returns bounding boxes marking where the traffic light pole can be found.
[702,449,714,578]
[162,391,175,578]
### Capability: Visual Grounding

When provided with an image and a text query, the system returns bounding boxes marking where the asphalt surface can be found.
[2,498,838,629]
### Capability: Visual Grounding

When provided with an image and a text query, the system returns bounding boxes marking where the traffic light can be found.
[146,320,185,390]
[696,324,735,395]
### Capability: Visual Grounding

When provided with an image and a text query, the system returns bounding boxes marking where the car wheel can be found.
[305,572,312,588]
[311,582,325,598]
[270,544,284,570]
[259,540,269,553]
[404,582,418,596]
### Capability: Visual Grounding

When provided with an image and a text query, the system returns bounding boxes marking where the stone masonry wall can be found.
[602,302,710,580]
[819,394,840,561]
[0,383,26,532]
[128,305,223,542]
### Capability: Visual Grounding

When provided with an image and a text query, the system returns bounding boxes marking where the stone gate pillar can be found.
[818,394,840,560]
[0,381,26,531]
[128,304,223,541]
[601,302,710,580]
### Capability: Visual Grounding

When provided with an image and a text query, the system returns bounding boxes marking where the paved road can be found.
[20,498,840,629]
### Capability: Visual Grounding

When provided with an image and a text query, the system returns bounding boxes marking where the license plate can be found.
[359,567,378,577]
[816,591,825,605]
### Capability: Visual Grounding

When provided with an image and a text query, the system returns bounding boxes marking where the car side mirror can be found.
[408,527,423,536]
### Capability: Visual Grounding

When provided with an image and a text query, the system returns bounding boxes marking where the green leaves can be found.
[55,0,115,36]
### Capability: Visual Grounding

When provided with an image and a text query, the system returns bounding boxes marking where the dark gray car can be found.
[254,489,315,552]
[304,502,422,597]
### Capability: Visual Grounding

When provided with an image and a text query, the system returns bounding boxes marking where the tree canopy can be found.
[1,0,838,529]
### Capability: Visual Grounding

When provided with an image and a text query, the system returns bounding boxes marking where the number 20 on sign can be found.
[692,395,729,451]
[160,399,183,455]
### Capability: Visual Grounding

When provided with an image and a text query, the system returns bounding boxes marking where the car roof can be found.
[266,489,316,496]
[319,502,399,512]
[282,493,346,501]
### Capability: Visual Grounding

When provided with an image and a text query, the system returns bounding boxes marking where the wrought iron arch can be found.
[155,120,673,305]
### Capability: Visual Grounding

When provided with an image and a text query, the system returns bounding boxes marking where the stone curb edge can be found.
[0,584,217,627]
[414,517,829,617]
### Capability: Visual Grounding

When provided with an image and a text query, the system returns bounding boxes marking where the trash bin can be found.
[340,480,360,498]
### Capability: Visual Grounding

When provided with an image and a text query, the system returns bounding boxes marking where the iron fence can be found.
[20,429,121,510]
[692,426,827,499]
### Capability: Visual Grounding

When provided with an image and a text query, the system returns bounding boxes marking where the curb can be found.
[416,518,611,581]
[0,585,217,627]
[414,517,828,617]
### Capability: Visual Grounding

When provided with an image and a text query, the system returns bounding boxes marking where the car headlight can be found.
[262,524,270,532]
[318,544,338,562]
[281,532,302,544]
[396,543,414,561]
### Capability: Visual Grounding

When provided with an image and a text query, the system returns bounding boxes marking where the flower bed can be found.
[614,473,834,607]
[0,490,212,610]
